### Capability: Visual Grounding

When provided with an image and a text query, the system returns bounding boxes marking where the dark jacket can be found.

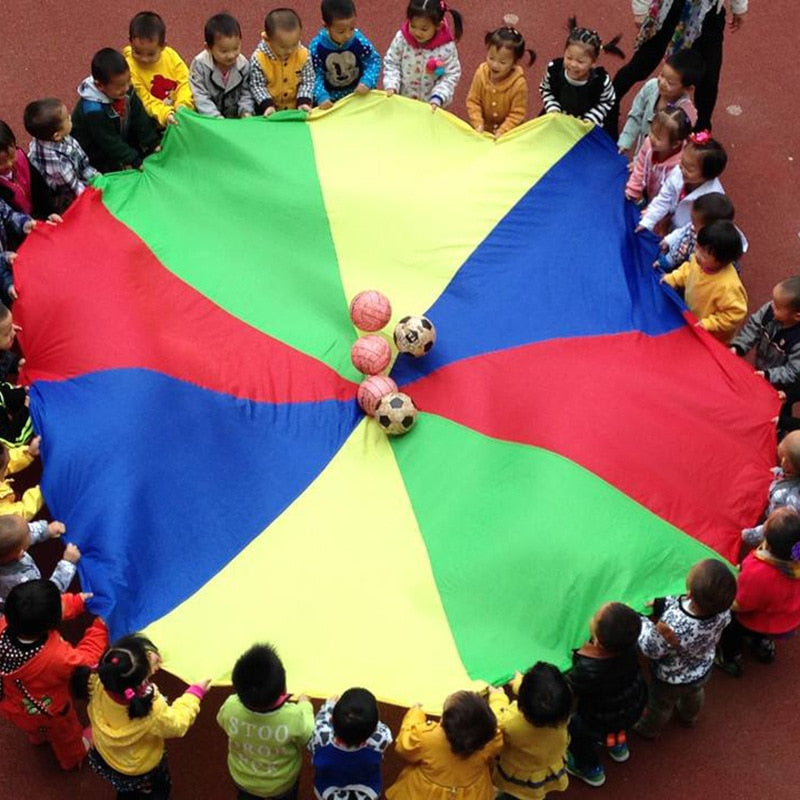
[566,646,647,733]
[71,77,160,174]
[731,302,800,391]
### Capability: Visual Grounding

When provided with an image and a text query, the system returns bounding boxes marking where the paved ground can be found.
[1,1,799,797]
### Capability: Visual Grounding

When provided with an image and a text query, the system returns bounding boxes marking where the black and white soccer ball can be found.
[374,392,418,435]
[393,315,436,357]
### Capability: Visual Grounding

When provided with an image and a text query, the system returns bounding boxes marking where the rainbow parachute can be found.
[16,95,777,708]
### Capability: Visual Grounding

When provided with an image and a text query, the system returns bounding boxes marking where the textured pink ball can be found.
[357,375,399,415]
[351,335,391,375]
[350,290,392,332]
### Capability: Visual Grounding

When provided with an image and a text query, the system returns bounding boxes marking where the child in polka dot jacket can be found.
[383,0,463,109]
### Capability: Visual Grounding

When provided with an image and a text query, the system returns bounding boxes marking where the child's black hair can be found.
[651,106,691,146]
[3,579,62,638]
[665,48,705,88]
[0,121,15,152]
[321,0,356,26]
[73,634,159,719]
[441,690,497,758]
[407,0,463,41]
[692,192,734,225]
[91,49,130,85]
[266,8,302,36]
[23,99,66,141]
[204,12,242,46]
[129,10,167,44]
[484,15,535,66]
[565,17,625,61]
[0,514,28,561]
[777,276,800,312]
[516,662,572,727]
[232,643,286,710]
[687,558,737,616]
[696,220,743,265]
[686,134,727,179]
[764,507,800,561]
[332,687,379,746]
[594,602,642,652]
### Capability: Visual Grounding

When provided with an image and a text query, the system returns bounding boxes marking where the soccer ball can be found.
[394,315,436,357]
[374,392,417,435]
[350,290,392,332]
[350,335,391,375]
[357,375,398,415]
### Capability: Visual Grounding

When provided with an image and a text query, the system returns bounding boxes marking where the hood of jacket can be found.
[77,77,112,104]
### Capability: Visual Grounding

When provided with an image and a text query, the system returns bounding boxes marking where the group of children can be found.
[3,538,799,799]
[1,2,799,799]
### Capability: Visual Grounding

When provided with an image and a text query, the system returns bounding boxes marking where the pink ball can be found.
[357,375,398,415]
[351,335,391,375]
[350,290,392,332]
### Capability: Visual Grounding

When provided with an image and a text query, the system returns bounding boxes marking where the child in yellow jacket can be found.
[466,16,534,138]
[123,11,194,127]
[73,634,210,796]
[662,220,747,344]
[0,436,43,519]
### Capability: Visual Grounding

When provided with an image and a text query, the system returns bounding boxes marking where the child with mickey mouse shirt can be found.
[310,0,381,109]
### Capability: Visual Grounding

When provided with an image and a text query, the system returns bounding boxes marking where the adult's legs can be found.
[607,0,687,136]
[690,7,726,130]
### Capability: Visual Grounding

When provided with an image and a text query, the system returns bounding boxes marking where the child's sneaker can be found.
[566,753,606,787]
[607,741,630,762]
[751,637,776,664]
[714,650,743,677]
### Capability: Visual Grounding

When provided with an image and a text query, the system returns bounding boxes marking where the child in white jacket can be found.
[383,0,463,109]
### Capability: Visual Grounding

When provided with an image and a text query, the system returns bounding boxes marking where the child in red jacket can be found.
[0,579,107,768]
[717,508,800,676]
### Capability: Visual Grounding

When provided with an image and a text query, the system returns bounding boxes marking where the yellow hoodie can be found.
[123,45,194,127]
[88,674,202,774]
[0,445,43,520]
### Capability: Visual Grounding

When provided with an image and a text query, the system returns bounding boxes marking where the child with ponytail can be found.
[539,17,625,127]
[382,0,463,109]
[74,634,210,799]
[466,15,535,137]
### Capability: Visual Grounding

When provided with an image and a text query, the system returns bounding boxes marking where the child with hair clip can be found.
[466,14,535,137]
[0,580,107,770]
[617,48,701,156]
[489,662,571,799]
[634,559,737,739]
[217,642,314,799]
[0,120,56,220]
[740,431,800,548]
[625,106,690,209]
[662,219,747,343]
[539,17,625,127]
[382,0,463,110]
[387,690,503,799]
[310,687,393,800]
[74,634,210,799]
[717,507,800,676]
[564,603,647,788]
[638,131,727,233]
